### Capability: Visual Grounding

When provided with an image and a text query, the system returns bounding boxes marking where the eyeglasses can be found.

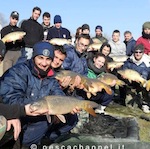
[78,42,88,49]
[135,51,143,54]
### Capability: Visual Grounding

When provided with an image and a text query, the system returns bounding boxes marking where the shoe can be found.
[142,105,150,113]
[95,105,106,114]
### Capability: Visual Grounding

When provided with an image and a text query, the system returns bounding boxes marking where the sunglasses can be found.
[135,51,143,54]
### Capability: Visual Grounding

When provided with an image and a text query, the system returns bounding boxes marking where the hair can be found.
[33,6,41,14]
[113,29,120,34]
[77,33,91,41]
[100,42,112,54]
[54,45,67,56]
[42,12,51,18]
[75,27,82,39]
[94,52,106,60]
[124,30,132,35]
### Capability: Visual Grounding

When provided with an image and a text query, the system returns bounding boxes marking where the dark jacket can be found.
[1,24,24,51]
[47,26,71,40]
[0,59,65,105]
[124,37,136,56]
[21,18,44,47]
[62,45,88,76]
[0,102,25,120]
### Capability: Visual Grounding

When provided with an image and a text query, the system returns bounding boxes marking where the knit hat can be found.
[142,21,150,29]
[134,44,144,53]
[33,41,54,59]
[82,24,90,31]
[54,15,62,24]
[0,40,6,59]
[95,25,103,31]
[10,11,19,19]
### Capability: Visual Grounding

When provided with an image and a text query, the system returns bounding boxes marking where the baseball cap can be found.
[10,11,19,20]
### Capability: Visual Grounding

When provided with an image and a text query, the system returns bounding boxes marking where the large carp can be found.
[117,69,147,87]
[49,38,72,46]
[1,31,26,43]
[29,95,98,123]
[98,73,126,87]
[107,61,124,71]
[109,55,129,62]
[88,43,102,51]
[0,115,7,140]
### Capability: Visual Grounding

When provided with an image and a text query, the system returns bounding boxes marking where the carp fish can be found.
[117,69,147,87]
[98,73,126,87]
[1,31,26,43]
[29,95,98,123]
[49,38,72,46]
[107,61,124,71]
[109,55,129,62]
[0,115,7,140]
[88,43,102,51]
[145,79,150,91]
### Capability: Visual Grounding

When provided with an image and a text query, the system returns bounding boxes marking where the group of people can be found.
[0,5,150,149]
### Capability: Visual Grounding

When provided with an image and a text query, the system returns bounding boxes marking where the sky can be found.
[0,0,150,40]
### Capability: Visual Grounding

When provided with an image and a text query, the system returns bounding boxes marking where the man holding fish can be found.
[0,41,80,148]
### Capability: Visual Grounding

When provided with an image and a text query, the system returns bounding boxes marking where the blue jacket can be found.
[47,26,71,40]
[0,60,65,105]
[123,58,149,79]
[124,37,136,56]
[62,45,88,76]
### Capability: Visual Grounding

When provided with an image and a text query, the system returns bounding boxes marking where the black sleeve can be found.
[0,103,26,120]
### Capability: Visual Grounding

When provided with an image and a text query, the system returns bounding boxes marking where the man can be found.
[47,15,71,40]
[136,21,150,55]
[0,41,78,147]
[1,11,24,72]
[41,12,53,41]
[109,30,126,55]
[92,25,108,43]
[18,6,44,63]
[124,30,136,56]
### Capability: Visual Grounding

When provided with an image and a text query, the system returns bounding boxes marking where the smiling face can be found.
[51,50,66,68]
[93,56,106,69]
[134,50,144,61]
[101,46,111,56]
[34,55,52,71]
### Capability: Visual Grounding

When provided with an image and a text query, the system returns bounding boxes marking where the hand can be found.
[7,119,21,141]
[70,75,82,90]
[110,80,117,87]
[70,106,81,114]
[60,76,72,88]
[25,104,49,116]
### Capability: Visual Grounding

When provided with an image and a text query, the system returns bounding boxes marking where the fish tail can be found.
[103,85,112,95]
[82,101,98,117]
[141,79,147,88]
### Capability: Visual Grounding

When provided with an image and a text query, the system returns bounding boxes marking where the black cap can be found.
[10,11,19,19]
[82,24,90,31]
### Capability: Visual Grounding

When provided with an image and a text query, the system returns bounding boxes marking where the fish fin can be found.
[56,115,66,123]
[103,85,112,95]
[110,68,114,71]
[117,80,126,86]
[86,92,91,98]
[84,106,97,117]
[46,114,51,123]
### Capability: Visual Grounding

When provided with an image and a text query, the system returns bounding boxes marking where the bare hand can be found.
[60,76,72,88]
[71,106,81,114]
[7,119,21,141]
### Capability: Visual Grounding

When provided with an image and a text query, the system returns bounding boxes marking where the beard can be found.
[142,31,150,39]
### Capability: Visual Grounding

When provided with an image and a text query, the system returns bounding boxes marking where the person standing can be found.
[47,15,71,40]
[136,21,150,56]
[1,11,24,72]
[41,12,53,41]
[124,30,136,56]
[18,6,44,63]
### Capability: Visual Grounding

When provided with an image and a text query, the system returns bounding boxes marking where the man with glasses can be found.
[1,11,24,73]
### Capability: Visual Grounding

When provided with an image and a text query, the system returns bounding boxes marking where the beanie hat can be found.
[142,21,150,29]
[82,24,90,31]
[134,44,144,53]
[0,40,6,59]
[54,15,62,24]
[33,41,54,59]
[95,25,103,31]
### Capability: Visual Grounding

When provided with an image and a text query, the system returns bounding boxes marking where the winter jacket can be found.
[21,18,44,47]
[47,26,71,40]
[0,59,65,105]
[136,36,150,55]
[1,24,25,51]
[124,37,136,56]
[62,45,88,76]
[122,54,150,79]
